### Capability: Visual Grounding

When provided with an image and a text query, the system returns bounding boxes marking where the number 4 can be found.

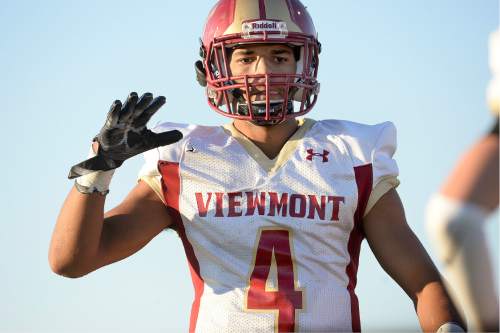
[246,229,303,333]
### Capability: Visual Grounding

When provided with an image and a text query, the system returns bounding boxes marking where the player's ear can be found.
[195,60,207,87]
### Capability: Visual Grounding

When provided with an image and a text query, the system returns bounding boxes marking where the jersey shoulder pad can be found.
[316,119,399,197]
[317,119,397,166]
[139,122,221,178]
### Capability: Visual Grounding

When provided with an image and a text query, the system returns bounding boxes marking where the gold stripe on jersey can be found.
[364,175,400,216]
[223,118,316,174]
[139,175,165,205]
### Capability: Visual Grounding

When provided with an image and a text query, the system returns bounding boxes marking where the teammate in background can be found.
[50,1,465,331]
[426,28,499,332]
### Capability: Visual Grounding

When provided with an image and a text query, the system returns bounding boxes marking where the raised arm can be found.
[363,188,465,332]
[49,92,182,278]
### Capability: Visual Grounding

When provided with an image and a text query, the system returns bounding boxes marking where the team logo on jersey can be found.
[306,149,329,162]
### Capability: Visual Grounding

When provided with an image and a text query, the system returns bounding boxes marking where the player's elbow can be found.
[49,259,91,278]
[48,250,92,278]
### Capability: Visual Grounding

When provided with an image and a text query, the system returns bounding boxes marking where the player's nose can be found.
[253,57,275,75]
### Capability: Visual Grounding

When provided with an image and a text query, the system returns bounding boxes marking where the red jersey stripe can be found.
[346,163,373,332]
[159,161,204,333]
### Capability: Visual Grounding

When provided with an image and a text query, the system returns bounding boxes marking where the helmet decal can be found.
[241,20,289,39]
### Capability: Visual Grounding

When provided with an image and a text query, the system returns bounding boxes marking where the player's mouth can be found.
[248,89,285,102]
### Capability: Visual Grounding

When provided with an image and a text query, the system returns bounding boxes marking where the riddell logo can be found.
[242,20,288,38]
[252,21,277,30]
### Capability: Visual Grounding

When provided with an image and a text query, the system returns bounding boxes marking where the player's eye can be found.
[274,56,289,63]
[237,57,255,64]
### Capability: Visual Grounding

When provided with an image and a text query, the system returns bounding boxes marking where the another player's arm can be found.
[50,181,171,278]
[363,188,465,332]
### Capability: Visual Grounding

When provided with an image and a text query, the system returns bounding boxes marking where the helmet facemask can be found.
[202,32,320,125]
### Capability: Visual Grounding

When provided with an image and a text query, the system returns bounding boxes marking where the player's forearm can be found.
[401,243,466,331]
[49,186,106,278]
[415,280,465,332]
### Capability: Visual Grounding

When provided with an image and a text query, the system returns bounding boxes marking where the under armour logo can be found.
[306,149,329,162]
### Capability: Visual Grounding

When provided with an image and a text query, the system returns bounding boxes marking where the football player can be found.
[50,0,465,331]
[426,28,499,332]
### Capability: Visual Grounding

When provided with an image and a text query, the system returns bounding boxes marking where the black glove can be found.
[68,92,183,179]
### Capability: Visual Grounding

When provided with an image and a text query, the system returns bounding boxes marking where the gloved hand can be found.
[68,92,183,179]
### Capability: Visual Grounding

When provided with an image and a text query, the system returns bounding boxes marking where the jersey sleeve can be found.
[137,122,190,204]
[317,120,400,216]
[138,154,164,204]
[364,122,400,216]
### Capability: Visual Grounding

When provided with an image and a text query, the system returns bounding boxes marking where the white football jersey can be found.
[138,118,399,333]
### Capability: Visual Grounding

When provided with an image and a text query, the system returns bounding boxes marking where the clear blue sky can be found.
[0,1,498,331]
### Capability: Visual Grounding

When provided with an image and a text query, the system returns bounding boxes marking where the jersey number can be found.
[246,229,302,332]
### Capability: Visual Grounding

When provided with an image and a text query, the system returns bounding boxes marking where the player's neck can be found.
[233,119,299,159]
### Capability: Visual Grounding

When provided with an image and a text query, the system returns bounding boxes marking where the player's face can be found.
[229,44,297,102]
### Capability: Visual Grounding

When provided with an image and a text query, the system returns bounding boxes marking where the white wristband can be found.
[74,144,115,195]
[436,322,465,333]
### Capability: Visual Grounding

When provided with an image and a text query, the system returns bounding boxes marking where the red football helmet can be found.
[196,0,321,124]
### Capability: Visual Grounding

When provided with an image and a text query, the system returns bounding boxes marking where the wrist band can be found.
[74,144,115,195]
[74,179,110,195]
